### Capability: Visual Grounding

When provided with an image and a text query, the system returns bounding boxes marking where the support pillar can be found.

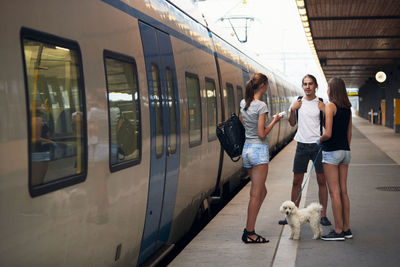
[394,98,400,133]
[381,100,386,126]
[370,108,374,124]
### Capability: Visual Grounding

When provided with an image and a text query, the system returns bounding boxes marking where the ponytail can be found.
[244,73,268,111]
[244,80,255,111]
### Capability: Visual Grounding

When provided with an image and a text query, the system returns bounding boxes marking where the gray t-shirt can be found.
[240,99,269,144]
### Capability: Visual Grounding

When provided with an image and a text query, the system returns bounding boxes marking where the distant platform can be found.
[170,116,400,267]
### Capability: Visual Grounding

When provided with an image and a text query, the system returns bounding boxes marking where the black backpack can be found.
[296,96,324,135]
[216,113,245,162]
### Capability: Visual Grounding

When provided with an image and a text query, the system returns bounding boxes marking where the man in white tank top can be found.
[278,75,331,226]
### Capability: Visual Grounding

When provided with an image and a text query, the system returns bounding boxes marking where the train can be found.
[0,0,302,266]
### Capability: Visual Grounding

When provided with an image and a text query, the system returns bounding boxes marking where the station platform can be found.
[170,116,400,267]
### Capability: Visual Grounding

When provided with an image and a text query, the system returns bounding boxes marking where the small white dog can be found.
[280,200,322,240]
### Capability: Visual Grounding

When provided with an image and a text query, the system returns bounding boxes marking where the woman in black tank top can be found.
[318,77,353,241]
[322,104,351,152]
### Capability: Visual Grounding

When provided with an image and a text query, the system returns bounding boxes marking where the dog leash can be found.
[295,145,323,203]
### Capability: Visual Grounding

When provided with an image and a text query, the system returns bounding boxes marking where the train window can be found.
[226,83,235,116]
[104,50,141,172]
[21,28,86,197]
[152,64,164,157]
[166,68,177,153]
[236,86,243,114]
[185,73,202,147]
[205,78,217,141]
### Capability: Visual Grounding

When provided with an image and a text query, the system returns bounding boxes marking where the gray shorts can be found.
[293,142,323,173]
[322,150,351,165]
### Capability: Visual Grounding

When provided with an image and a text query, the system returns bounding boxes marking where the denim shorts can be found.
[322,150,351,165]
[242,143,269,168]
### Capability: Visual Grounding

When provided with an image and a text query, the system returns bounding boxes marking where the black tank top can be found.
[322,104,351,152]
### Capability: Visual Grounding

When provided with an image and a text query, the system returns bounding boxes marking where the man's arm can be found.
[289,99,302,127]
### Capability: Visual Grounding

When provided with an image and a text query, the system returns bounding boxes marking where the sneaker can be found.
[320,216,332,226]
[321,230,345,241]
[278,218,287,225]
[343,229,353,239]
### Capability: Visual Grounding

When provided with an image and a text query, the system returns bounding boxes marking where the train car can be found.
[0,0,302,266]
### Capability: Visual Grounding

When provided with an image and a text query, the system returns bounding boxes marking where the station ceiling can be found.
[302,0,400,88]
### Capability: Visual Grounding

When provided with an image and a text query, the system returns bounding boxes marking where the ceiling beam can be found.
[309,16,400,21]
[318,48,400,52]
[325,74,372,76]
[314,36,400,40]
[323,64,385,67]
[322,57,395,60]
[324,69,373,72]
[325,72,372,74]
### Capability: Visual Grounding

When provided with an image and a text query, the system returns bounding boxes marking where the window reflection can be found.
[237,86,243,115]
[226,83,235,116]
[186,74,201,146]
[104,55,141,169]
[206,79,217,140]
[23,38,85,186]
[152,64,163,157]
[166,68,177,153]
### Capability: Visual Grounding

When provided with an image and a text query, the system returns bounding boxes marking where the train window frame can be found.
[205,77,217,142]
[185,72,202,147]
[151,63,164,158]
[166,67,178,154]
[236,85,243,115]
[20,27,88,197]
[226,82,235,116]
[103,50,142,173]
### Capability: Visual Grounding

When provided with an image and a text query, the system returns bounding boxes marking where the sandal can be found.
[242,228,269,244]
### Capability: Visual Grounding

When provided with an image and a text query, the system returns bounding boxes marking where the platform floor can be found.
[170,116,400,267]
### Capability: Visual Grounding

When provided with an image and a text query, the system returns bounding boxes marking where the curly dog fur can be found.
[280,200,322,240]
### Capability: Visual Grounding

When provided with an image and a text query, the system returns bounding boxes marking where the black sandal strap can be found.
[244,229,256,235]
[242,229,269,243]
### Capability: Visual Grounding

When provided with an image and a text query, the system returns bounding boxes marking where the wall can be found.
[358,63,400,128]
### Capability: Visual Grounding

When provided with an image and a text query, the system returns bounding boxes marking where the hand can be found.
[273,113,282,122]
[316,139,322,147]
[291,99,302,112]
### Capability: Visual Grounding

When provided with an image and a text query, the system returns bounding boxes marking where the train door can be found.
[138,21,180,265]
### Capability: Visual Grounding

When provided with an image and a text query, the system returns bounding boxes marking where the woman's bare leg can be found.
[323,163,343,233]
[339,164,350,231]
[246,163,268,239]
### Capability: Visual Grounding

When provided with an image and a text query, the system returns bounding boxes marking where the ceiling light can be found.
[298,8,306,15]
[375,71,387,83]
[296,0,305,7]
[55,46,70,51]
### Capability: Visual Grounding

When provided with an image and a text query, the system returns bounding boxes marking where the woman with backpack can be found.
[240,73,282,243]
